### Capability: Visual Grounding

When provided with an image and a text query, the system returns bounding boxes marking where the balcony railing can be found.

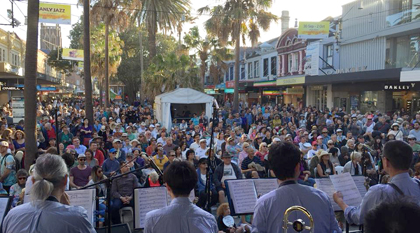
[0,62,23,76]
[386,8,420,27]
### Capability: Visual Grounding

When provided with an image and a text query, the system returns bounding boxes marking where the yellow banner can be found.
[62,49,84,61]
[276,76,305,86]
[298,21,330,39]
[39,3,71,25]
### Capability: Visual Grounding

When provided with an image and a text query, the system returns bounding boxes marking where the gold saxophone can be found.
[282,206,314,233]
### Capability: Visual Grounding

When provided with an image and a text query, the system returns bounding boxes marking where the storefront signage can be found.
[263,90,281,96]
[254,81,276,87]
[284,88,304,95]
[205,89,216,94]
[276,76,305,86]
[335,66,368,74]
[225,89,235,93]
[384,83,415,91]
[215,83,226,89]
[310,85,324,91]
[226,81,235,88]
[1,86,23,91]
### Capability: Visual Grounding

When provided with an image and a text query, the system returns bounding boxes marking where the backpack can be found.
[1,153,20,172]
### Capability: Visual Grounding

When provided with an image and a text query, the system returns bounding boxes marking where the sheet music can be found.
[253,179,278,198]
[0,198,9,222]
[227,180,257,214]
[330,173,362,208]
[315,178,341,211]
[66,189,96,224]
[134,187,168,229]
[352,176,368,198]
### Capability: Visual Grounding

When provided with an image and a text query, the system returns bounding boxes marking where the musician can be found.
[252,142,341,233]
[144,161,218,232]
[2,154,95,233]
[333,140,420,225]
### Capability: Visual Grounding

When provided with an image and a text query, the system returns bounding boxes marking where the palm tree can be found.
[83,0,93,125]
[199,0,278,111]
[91,0,140,107]
[24,0,39,169]
[137,0,191,59]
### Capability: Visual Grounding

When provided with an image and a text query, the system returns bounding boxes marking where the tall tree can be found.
[91,0,139,107]
[137,0,191,59]
[199,0,278,111]
[24,0,39,169]
[83,0,94,124]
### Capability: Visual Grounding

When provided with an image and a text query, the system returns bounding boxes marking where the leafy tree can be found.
[47,48,75,75]
[199,0,278,111]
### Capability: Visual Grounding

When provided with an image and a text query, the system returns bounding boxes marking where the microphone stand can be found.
[80,165,145,233]
[205,102,218,212]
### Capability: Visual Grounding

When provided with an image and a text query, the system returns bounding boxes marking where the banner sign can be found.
[298,21,330,39]
[276,76,305,86]
[304,42,320,76]
[39,3,71,25]
[62,49,84,61]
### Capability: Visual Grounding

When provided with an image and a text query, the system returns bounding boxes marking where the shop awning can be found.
[306,68,401,85]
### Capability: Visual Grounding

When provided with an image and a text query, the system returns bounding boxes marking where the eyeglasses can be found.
[18,177,27,180]
[328,143,333,145]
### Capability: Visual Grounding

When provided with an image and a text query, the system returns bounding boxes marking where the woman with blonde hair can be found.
[3,154,95,232]
[255,142,268,161]
[343,152,363,175]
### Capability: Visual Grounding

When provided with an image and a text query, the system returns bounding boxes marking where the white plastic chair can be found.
[335,166,344,174]
[119,207,133,230]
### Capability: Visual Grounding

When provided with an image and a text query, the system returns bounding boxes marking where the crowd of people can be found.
[1,98,420,232]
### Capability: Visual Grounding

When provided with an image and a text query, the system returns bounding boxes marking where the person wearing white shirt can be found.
[195,139,208,159]
[306,141,319,160]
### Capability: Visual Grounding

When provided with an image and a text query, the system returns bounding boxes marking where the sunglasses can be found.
[97,170,103,173]
[78,159,86,161]
[18,177,27,180]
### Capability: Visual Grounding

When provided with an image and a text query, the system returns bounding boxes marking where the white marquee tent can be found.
[154,88,214,129]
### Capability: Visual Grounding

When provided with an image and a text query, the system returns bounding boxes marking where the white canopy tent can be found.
[154,88,214,129]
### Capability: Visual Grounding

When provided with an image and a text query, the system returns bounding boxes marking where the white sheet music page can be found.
[352,176,368,198]
[66,189,96,224]
[315,178,341,211]
[253,179,278,198]
[330,173,362,207]
[134,187,168,229]
[227,179,257,214]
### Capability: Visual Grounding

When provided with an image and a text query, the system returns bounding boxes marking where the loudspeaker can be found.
[95,223,131,233]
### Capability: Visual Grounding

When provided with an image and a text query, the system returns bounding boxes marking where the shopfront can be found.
[305,68,420,114]
[276,76,305,107]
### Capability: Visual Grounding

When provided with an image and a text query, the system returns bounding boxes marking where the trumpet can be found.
[282,206,314,233]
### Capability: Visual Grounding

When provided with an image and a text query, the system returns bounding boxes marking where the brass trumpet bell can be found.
[282,206,314,233]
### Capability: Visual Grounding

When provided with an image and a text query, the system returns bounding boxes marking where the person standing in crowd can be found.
[2,154,95,233]
[334,140,420,225]
[252,142,341,232]
[144,161,218,232]
[0,141,16,192]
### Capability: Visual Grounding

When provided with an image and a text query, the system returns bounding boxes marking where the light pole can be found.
[52,100,59,153]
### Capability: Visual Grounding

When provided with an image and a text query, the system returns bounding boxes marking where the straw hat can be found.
[317,150,331,160]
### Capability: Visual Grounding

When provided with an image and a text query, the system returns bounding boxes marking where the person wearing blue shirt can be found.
[190,113,199,126]
[334,140,420,225]
[252,141,341,233]
[102,148,120,177]
[144,161,218,233]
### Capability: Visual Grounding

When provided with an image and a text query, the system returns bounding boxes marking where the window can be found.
[248,62,253,79]
[229,66,234,81]
[11,53,19,66]
[288,54,293,72]
[263,58,269,77]
[254,61,259,78]
[241,66,245,80]
[294,53,299,72]
[225,70,229,82]
[386,33,420,68]
[324,45,334,68]
[0,49,3,62]
[271,56,277,76]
